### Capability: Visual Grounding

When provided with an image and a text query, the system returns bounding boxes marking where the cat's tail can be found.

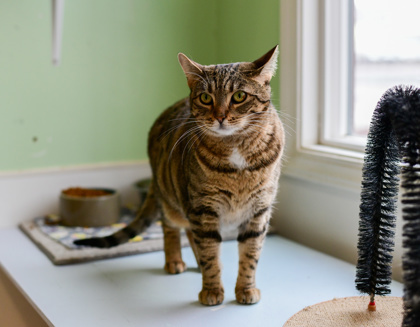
[74,185,160,249]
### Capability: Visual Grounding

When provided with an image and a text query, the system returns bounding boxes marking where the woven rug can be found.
[284,296,403,327]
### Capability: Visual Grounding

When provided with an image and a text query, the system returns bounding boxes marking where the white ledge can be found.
[0,229,403,326]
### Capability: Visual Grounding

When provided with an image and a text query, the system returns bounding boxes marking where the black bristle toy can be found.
[355,85,420,326]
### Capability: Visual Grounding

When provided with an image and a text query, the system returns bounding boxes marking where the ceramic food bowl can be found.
[134,178,151,205]
[59,187,120,227]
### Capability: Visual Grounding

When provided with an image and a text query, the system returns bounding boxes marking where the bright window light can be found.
[352,0,420,136]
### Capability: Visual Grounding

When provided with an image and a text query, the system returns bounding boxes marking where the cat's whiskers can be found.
[278,111,297,128]
[238,113,275,138]
[272,114,295,138]
[168,117,196,123]
[169,124,205,160]
[247,110,295,139]
[246,117,267,124]
[244,120,263,127]
[278,123,296,138]
[184,128,202,151]
[190,128,208,154]
[243,124,266,134]
[181,124,206,163]
[240,115,268,133]
[234,111,268,126]
[280,126,294,139]
[247,112,269,122]
[243,127,263,137]
[183,126,208,163]
[159,120,197,141]
[161,116,198,138]
[278,110,297,122]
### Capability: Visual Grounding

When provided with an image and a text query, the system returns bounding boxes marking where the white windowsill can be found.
[282,143,364,193]
[0,228,403,326]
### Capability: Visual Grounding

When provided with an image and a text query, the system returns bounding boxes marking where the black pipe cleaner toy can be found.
[355,85,420,326]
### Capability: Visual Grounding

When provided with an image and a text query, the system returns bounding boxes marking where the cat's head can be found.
[178,46,278,137]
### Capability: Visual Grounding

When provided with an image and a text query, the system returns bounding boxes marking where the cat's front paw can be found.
[164,261,187,274]
[235,287,261,305]
[199,288,224,306]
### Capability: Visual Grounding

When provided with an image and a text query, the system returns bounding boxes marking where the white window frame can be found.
[279,0,364,190]
[320,0,369,152]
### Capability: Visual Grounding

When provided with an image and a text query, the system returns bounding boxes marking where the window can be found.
[285,0,420,160]
[322,0,420,150]
[352,0,420,136]
[279,0,362,190]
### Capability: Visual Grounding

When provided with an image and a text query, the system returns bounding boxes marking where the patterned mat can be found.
[19,208,188,265]
[34,207,164,249]
[20,207,239,266]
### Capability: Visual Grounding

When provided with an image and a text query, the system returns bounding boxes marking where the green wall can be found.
[0,0,279,172]
[216,0,280,106]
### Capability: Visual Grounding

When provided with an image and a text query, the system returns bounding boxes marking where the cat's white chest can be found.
[229,148,247,169]
[220,203,253,232]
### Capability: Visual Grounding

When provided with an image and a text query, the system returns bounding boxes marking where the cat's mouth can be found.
[210,121,238,136]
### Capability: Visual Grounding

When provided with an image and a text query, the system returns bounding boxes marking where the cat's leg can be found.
[235,209,270,304]
[161,202,190,274]
[189,211,224,306]
[186,229,200,269]
[162,223,187,274]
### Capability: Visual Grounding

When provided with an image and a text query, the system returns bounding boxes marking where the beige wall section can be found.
[0,268,49,327]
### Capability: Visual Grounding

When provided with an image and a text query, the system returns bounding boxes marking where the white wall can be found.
[272,175,404,282]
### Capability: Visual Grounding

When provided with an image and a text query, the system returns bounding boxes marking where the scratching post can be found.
[355,86,420,326]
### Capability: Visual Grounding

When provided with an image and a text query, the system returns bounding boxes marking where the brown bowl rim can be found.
[60,188,118,201]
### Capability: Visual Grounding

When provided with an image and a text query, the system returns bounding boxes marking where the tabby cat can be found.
[75,46,285,306]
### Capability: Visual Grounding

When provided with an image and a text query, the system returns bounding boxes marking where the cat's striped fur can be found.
[74,46,285,306]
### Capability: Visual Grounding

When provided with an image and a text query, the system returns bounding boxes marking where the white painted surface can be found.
[0,162,151,229]
[0,230,403,327]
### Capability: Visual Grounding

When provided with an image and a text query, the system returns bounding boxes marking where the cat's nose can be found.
[216,117,225,124]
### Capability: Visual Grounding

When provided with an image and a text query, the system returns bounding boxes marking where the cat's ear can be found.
[178,53,204,89]
[252,45,279,84]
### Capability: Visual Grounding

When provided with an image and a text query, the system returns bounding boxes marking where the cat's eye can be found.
[200,93,213,105]
[232,91,247,104]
